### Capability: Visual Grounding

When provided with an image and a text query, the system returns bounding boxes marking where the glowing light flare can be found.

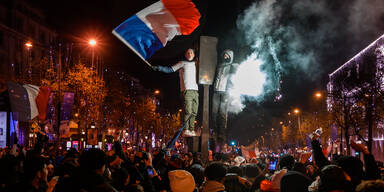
[25,42,32,48]
[315,92,322,98]
[89,39,97,46]
[228,54,267,112]
[294,108,300,114]
[230,54,267,97]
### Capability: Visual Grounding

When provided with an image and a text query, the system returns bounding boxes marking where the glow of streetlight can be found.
[25,42,32,48]
[89,39,96,46]
[154,90,160,95]
[315,92,322,98]
[294,108,300,114]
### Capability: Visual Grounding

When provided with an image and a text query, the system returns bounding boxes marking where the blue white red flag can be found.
[7,81,51,122]
[112,0,201,65]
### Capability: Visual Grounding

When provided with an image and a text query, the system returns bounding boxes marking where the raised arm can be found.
[153,61,184,73]
[152,65,174,73]
[350,140,381,180]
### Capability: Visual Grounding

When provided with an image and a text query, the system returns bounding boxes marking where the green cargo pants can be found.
[183,90,199,131]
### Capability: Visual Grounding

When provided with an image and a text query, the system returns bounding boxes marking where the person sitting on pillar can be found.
[152,48,199,137]
[212,49,239,147]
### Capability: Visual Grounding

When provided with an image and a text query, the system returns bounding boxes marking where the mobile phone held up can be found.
[268,160,277,171]
[147,168,154,176]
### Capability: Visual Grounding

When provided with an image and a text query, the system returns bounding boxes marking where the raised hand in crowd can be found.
[350,140,370,155]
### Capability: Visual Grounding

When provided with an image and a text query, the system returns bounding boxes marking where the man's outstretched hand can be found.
[350,140,370,155]
[152,66,159,71]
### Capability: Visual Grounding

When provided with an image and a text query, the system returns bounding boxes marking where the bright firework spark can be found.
[228,53,267,113]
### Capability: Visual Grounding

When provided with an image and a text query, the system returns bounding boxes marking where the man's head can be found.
[318,165,350,192]
[278,154,295,170]
[336,155,364,186]
[222,49,234,64]
[168,170,196,192]
[356,180,384,192]
[24,156,48,183]
[204,162,227,182]
[79,148,107,175]
[185,48,195,61]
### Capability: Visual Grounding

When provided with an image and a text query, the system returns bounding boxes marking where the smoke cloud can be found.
[228,0,384,113]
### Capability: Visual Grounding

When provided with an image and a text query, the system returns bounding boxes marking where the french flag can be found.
[7,81,51,122]
[112,0,201,63]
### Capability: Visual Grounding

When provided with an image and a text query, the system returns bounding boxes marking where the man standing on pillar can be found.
[212,49,238,147]
[152,48,198,137]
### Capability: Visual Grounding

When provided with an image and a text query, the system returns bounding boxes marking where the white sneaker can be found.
[189,130,196,136]
[184,130,192,136]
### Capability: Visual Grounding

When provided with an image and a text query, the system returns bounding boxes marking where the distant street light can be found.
[315,92,322,98]
[293,108,302,143]
[89,39,97,71]
[25,41,32,81]
[25,42,33,48]
[154,90,160,95]
[89,39,97,46]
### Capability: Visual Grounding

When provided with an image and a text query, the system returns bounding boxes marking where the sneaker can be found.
[183,130,192,137]
[189,130,196,136]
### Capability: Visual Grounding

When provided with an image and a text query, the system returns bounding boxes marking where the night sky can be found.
[31,0,384,144]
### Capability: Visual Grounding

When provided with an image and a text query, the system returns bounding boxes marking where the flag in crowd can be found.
[7,81,51,122]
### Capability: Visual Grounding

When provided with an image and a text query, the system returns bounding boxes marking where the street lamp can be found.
[25,41,32,81]
[293,108,302,144]
[25,42,33,48]
[154,90,160,95]
[315,92,322,98]
[88,39,96,71]
[89,39,96,46]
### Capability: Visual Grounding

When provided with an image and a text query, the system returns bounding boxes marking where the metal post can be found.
[57,44,62,143]
[297,114,303,146]
[201,85,210,163]
[91,48,95,71]
[28,48,32,82]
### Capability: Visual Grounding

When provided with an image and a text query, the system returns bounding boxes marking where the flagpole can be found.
[166,115,193,150]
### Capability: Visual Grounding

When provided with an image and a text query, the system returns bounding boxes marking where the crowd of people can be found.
[0,130,384,192]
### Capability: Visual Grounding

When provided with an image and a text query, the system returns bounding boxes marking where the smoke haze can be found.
[228,0,384,113]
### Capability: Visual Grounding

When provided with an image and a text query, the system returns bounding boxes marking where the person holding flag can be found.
[152,48,198,137]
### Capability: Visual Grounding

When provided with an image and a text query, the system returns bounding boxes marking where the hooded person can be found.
[212,49,239,147]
